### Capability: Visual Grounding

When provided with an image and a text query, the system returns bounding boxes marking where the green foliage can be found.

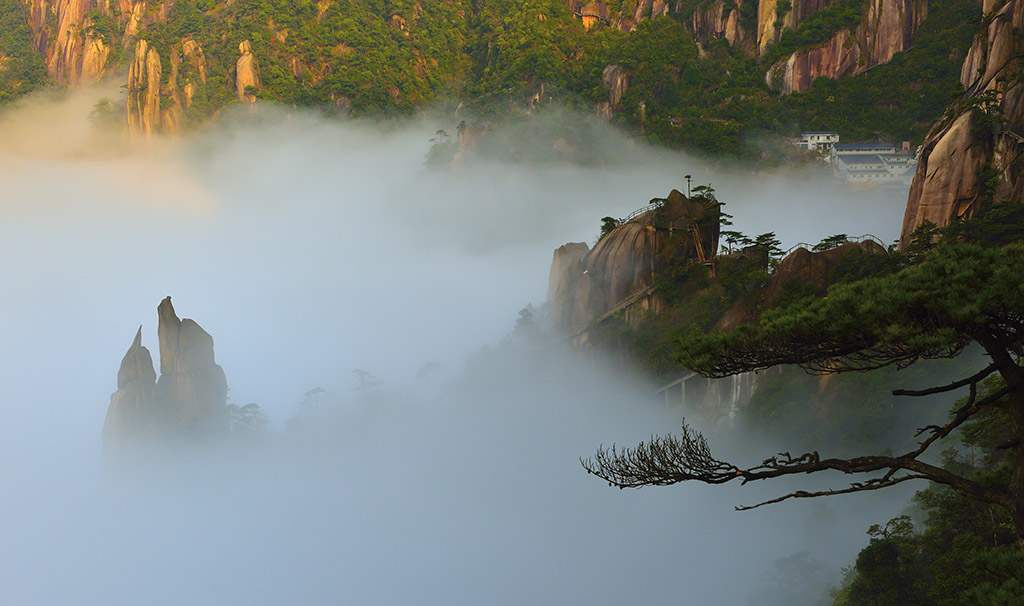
[812,233,849,252]
[836,379,1021,606]
[755,232,784,259]
[781,0,978,145]
[599,216,619,239]
[0,0,981,160]
[762,0,863,67]
[720,230,754,253]
[830,245,902,283]
[715,249,769,298]
[678,234,1024,377]
[227,402,268,433]
[773,0,792,29]
[0,0,49,104]
[841,516,928,606]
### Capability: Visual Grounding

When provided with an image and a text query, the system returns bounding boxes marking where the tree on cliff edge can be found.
[582,214,1024,548]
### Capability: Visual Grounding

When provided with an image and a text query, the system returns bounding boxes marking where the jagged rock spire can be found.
[103,298,227,452]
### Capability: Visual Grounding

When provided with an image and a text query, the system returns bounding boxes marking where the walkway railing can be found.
[570,9,611,23]
[780,234,887,257]
[616,199,665,226]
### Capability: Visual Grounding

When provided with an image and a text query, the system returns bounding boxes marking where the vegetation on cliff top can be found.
[0,0,979,158]
[0,0,46,105]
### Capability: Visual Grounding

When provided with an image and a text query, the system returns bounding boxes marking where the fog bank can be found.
[0,99,915,604]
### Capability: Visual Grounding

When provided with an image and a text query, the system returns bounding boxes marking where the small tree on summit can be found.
[599,216,618,239]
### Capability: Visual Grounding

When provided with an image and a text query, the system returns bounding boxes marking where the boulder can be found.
[763,240,886,301]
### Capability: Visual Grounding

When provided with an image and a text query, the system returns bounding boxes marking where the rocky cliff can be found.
[712,240,886,330]
[548,241,590,301]
[767,0,927,93]
[20,0,157,85]
[549,189,720,335]
[763,240,885,299]
[124,35,211,136]
[235,39,260,103]
[900,0,1024,246]
[103,297,227,451]
[563,0,929,108]
[101,327,158,448]
[22,0,111,85]
[692,0,752,51]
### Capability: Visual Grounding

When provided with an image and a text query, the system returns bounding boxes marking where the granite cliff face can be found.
[103,297,227,451]
[18,0,229,137]
[102,327,158,448]
[549,189,720,335]
[563,0,929,114]
[21,0,157,85]
[126,38,162,136]
[125,35,211,136]
[692,0,751,51]
[764,240,886,299]
[548,241,590,302]
[900,0,1024,246]
[767,0,927,93]
[23,0,112,85]
[235,39,261,103]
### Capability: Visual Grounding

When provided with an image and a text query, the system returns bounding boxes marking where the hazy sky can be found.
[0,93,917,604]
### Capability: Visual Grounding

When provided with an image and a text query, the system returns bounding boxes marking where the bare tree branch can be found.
[581,376,1016,514]
[734,474,928,511]
[892,363,998,397]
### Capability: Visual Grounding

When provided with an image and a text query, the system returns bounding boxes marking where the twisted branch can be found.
[582,375,1015,512]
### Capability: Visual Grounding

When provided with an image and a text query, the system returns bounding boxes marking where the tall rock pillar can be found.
[103,297,227,451]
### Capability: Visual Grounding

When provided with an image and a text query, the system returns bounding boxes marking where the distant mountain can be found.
[0,0,982,156]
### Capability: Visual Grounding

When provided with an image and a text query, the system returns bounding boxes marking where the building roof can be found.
[834,143,895,151]
[838,154,886,165]
[801,131,838,136]
[879,154,915,164]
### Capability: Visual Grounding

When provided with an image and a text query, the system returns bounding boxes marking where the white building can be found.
[830,142,897,156]
[831,143,916,185]
[799,131,839,151]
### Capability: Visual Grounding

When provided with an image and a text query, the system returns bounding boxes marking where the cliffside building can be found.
[799,131,839,151]
[830,143,917,185]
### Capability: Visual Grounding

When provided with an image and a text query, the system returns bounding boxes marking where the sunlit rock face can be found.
[716,240,886,330]
[900,0,1024,247]
[103,297,227,451]
[125,36,210,137]
[126,38,162,136]
[236,40,261,103]
[766,0,927,93]
[691,0,750,50]
[549,189,719,334]
[101,327,158,448]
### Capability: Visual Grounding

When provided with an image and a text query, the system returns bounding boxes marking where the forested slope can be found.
[0,0,981,156]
